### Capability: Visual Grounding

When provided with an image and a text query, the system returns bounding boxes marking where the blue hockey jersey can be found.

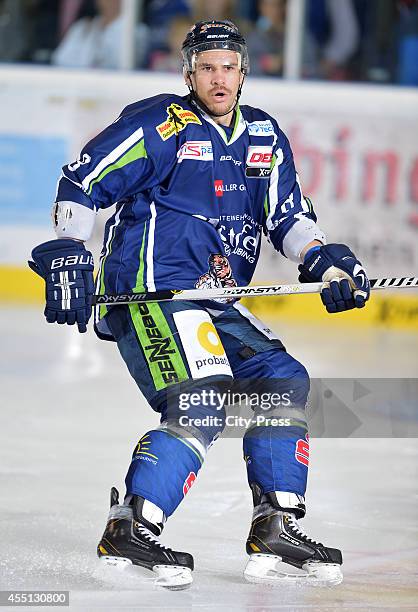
[55,93,325,338]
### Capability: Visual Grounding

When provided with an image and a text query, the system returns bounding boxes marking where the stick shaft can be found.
[92,277,418,306]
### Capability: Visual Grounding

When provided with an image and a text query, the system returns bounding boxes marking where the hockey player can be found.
[29,20,370,589]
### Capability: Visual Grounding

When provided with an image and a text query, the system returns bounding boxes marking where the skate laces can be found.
[285,513,322,546]
[135,523,169,550]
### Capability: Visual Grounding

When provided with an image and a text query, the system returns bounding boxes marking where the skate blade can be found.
[244,554,343,587]
[99,556,192,590]
[153,565,193,591]
[99,556,133,570]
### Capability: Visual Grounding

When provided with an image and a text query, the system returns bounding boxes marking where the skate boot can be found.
[97,487,193,590]
[244,492,343,586]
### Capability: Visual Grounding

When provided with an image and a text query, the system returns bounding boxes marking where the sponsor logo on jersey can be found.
[197,321,225,356]
[156,103,201,141]
[247,120,274,136]
[220,154,242,166]
[295,434,309,467]
[214,180,247,196]
[137,303,181,386]
[135,433,159,465]
[183,472,196,496]
[218,214,261,264]
[173,310,232,379]
[245,146,273,178]
[246,146,273,167]
[214,179,223,197]
[177,141,213,163]
[195,321,229,369]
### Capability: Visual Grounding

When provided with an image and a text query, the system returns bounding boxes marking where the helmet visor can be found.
[183,40,249,74]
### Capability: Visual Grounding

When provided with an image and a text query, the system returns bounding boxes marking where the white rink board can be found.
[0,66,418,281]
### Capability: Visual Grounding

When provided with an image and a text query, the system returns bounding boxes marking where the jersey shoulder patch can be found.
[121,95,202,143]
[154,101,202,142]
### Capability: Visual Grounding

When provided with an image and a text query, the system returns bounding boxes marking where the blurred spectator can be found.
[24,0,97,64]
[305,0,360,80]
[144,0,190,27]
[145,0,251,72]
[246,0,286,76]
[0,0,29,62]
[144,0,190,51]
[352,0,397,83]
[397,0,418,85]
[191,0,251,33]
[238,0,259,22]
[51,0,149,69]
[352,0,418,85]
[192,0,238,22]
[148,16,193,72]
[59,0,88,39]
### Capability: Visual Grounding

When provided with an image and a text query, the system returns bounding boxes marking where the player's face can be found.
[189,50,243,124]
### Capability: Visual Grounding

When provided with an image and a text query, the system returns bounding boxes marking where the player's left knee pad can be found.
[126,378,228,516]
[125,425,208,517]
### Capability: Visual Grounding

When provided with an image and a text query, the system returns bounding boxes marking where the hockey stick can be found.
[93,277,418,306]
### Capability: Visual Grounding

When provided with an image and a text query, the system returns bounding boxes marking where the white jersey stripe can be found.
[266,153,281,230]
[94,205,123,324]
[146,201,157,291]
[82,126,144,192]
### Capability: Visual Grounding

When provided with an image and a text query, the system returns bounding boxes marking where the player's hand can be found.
[28,239,94,333]
[298,243,370,313]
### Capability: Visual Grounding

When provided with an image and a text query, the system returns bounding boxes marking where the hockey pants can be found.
[105,301,310,518]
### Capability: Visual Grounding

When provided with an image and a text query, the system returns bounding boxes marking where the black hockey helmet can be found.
[182,20,249,75]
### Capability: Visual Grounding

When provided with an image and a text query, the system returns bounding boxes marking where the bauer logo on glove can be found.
[51,253,94,269]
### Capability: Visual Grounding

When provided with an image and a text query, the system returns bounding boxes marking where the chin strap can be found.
[186,77,245,120]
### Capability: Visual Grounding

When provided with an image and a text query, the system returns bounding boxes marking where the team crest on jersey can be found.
[195,253,237,304]
[245,146,273,178]
[156,103,201,141]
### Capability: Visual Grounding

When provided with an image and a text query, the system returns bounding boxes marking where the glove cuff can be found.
[303,245,321,263]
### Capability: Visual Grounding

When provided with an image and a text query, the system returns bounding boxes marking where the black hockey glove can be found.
[298,243,370,313]
[28,239,94,333]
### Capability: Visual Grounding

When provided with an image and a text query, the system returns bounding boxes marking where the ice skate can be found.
[97,487,193,590]
[244,495,342,587]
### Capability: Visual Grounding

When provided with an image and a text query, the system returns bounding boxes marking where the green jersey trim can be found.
[128,303,189,391]
[133,223,148,293]
[87,138,147,196]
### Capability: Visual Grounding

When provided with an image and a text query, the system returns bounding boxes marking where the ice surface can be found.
[1,306,417,610]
